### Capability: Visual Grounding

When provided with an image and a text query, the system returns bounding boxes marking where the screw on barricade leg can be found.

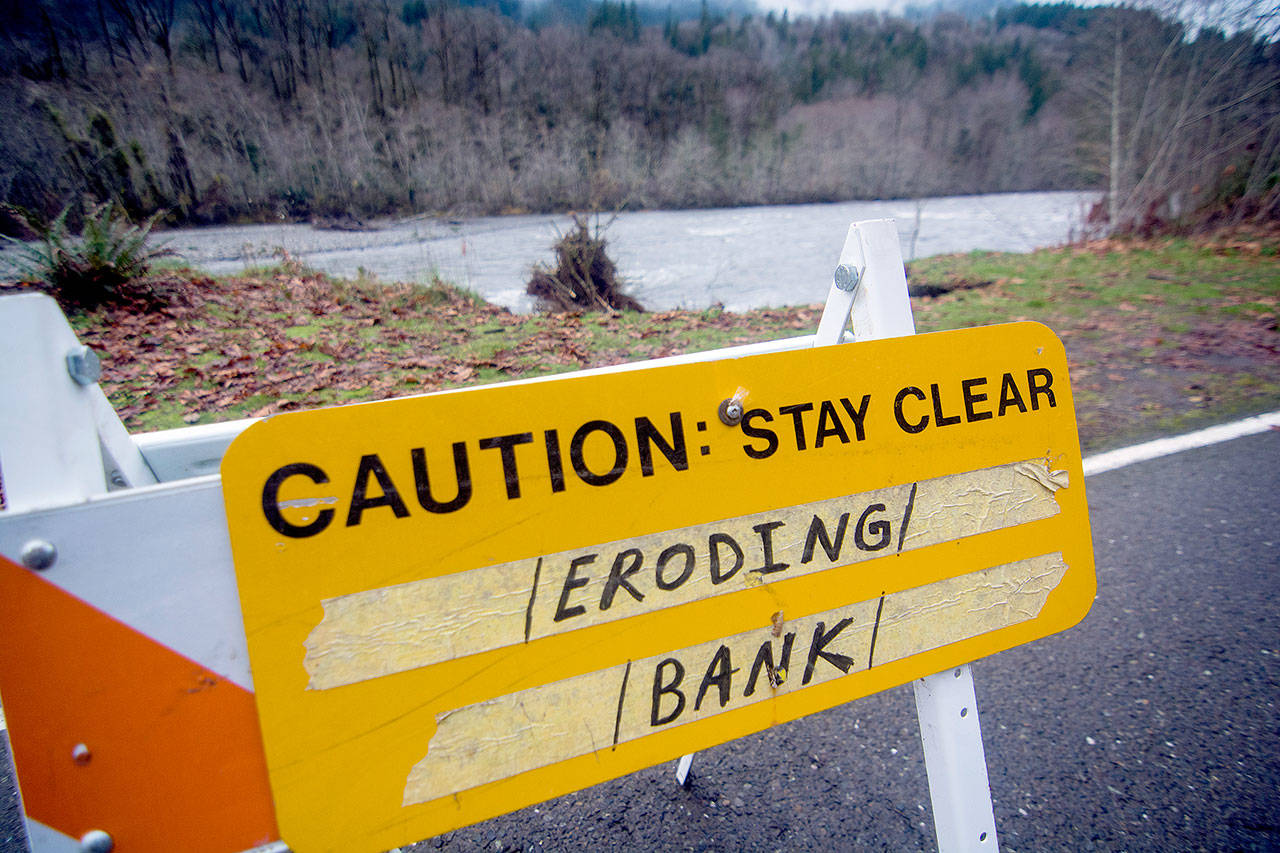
[913,664,999,852]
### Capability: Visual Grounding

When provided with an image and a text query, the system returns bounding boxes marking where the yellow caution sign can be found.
[221,321,1095,853]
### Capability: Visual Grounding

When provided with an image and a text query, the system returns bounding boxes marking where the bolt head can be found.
[833,264,862,292]
[718,398,744,426]
[20,539,57,571]
[72,743,91,765]
[79,830,113,853]
[66,345,102,386]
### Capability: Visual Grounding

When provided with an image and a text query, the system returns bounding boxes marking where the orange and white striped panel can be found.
[0,476,279,851]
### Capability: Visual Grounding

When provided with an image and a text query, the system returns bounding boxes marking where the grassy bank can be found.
[908,228,1279,449]
[50,227,1280,453]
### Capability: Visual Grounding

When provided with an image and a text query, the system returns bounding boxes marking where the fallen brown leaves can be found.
[44,269,814,430]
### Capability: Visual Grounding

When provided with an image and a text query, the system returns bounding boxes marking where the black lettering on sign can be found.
[346,454,410,527]
[635,413,688,476]
[841,394,871,441]
[740,409,778,459]
[778,402,814,450]
[654,543,695,591]
[751,521,790,575]
[554,554,595,622]
[803,619,856,684]
[524,558,543,643]
[410,444,472,514]
[744,632,796,697]
[800,513,849,564]
[262,462,334,538]
[571,420,628,486]
[894,386,929,434]
[543,429,566,494]
[708,533,744,584]
[814,400,848,447]
[999,373,1027,415]
[600,549,645,611]
[478,433,534,499]
[961,377,993,422]
[930,383,961,427]
[651,658,686,726]
[854,503,891,551]
[867,593,886,669]
[1027,368,1056,410]
[694,645,740,711]
[612,660,632,748]
[896,483,918,552]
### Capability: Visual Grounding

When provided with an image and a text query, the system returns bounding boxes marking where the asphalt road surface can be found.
[3,427,1277,851]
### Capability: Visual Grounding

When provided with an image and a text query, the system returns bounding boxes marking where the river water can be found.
[157,191,1095,312]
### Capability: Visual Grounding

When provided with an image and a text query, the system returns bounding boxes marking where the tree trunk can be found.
[1108,17,1122,227]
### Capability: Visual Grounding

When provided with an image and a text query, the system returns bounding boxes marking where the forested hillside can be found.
[0,0,1276,230]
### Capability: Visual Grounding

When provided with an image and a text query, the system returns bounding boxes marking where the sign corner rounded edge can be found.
[220,413,295,476]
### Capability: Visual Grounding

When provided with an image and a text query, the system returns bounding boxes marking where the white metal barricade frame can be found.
[0,219,997,852]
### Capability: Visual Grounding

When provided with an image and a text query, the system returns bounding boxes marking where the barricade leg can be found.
[914,665,999,851]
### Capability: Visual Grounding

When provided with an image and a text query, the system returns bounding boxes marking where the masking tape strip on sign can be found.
[406,550,1065,803]
[305,460,1069,689]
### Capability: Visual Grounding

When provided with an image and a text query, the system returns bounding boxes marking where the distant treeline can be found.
[0,0,1276,231]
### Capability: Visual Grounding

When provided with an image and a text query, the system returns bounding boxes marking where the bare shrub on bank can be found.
[527,216,643,312]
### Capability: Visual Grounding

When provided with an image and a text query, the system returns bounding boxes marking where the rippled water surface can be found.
[154,191,1094,312]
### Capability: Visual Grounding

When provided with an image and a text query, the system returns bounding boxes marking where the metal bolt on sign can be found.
[20,539,57,570]
[66,345,101,386]
[718,398,744,426]
[72,743,92,765]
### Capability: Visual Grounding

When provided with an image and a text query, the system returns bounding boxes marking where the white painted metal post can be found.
[0,293,156,514]
[913,665,998,851]
[826,220,999,853]
[0,294,112,511]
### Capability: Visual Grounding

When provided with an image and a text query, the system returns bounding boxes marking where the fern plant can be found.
[3,202,173,311]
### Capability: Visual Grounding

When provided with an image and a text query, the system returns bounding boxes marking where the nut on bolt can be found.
[833,263,863,293]
[66,345,102,386]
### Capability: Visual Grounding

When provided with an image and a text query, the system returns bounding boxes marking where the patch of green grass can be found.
[128,398,196,431]
[907,237,1279,334]
[285,322,323,339]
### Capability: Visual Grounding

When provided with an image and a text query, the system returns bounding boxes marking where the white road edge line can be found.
[1083,410,1280,477]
